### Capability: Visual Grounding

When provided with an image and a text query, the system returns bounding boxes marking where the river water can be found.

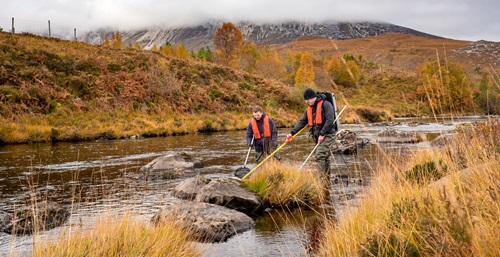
[0,116,484,256]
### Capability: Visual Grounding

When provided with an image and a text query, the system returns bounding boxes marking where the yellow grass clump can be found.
[244,160,326,207]
[32,213,202,257]
[318,118,500,256]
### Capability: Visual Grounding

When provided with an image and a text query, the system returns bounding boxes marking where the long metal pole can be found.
[242,125,308,180]
[243,136,254,168]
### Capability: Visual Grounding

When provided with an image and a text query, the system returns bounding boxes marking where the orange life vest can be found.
[251,115,271,139]
[307,100,324,127]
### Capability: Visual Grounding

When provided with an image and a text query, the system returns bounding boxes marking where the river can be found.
[0,116,484,256]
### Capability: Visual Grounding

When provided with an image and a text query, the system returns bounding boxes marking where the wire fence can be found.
[0,17,77,41]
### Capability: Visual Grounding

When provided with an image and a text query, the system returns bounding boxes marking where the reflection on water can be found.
[0,116,485,256]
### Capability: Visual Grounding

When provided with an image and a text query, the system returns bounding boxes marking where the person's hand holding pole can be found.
[317,135,324,144]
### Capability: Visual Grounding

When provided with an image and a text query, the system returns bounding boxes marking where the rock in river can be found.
[1,201,69,235]
[152,202,255,243]
[141,152,204,179]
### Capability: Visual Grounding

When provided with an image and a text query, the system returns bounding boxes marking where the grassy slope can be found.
[277,33,500,121]
[0,33,301,143]
[2,32,497,143]
[279,33,478,81]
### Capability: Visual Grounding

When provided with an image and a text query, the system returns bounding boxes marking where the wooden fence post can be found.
[11,17,15,34]
[48,20,51,37]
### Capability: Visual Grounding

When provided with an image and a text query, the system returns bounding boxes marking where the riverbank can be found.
[0,104,400,144]
[0,109,300,144]
[318,118,500,256]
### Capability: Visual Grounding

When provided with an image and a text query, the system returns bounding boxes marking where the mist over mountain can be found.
[80,21,441,50]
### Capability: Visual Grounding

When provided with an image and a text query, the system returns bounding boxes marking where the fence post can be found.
[74,28,77,41]
[11,17,15,34]
[48,20,51,37]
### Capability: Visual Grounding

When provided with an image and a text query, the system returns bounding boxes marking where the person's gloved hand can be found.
[285,134,293,144]
[272,141,278,150]
[248,143,253,148]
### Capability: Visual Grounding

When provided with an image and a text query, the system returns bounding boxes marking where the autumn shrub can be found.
[475,73,500,115]
[355,107,393,122]
[0,85,21,103]
[287,84,315,112]
[417,60,475,114]
[325,57,360,87]
[295,52,315,86]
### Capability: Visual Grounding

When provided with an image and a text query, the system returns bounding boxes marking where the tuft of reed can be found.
[318,118,500,256]
[244,160,326,207]
[32,212,202,257]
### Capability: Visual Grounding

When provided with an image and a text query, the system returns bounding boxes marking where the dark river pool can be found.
[0,116,485,256]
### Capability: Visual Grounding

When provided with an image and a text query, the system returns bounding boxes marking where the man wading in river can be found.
[286,88,338,196]
[246,105,279,163]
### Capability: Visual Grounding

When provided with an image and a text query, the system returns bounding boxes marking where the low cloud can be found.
[1,0,499,41]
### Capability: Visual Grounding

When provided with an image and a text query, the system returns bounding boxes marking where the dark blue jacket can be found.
[246,113,278,153]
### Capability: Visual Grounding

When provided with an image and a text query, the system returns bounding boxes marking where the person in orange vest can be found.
[246,105,279,163]
[286,88,337,182]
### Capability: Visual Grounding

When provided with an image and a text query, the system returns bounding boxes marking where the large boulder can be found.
[2,201,69,235]
[172,176,211,200]
[376,128,422,143]
[195,178,262,214]
[431,134,455,147]
[141,152,204,180]
[330,129,372,154]
[152,202,255,243]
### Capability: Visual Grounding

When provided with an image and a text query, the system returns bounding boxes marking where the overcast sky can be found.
[1,0,499,42]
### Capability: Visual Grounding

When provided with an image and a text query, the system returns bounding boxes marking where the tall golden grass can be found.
[244,160,326,207]
[318,118,500,256]
[32,212,202,257]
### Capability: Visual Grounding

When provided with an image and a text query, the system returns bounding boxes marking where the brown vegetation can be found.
[1,30,499,144]
[318,119,500,256]
[0,32,301,143]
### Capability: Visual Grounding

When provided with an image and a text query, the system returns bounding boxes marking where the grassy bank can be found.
[32,213,202,257]
[0,32,303,144]
[318,119,500,256]
[0,108,301,144]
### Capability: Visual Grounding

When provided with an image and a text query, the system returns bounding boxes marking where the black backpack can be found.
[316,91,339,131]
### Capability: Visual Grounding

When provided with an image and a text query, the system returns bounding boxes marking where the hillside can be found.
[0,32,304,115]
[0,32,301,143]
[276,33,499,83]
[0,31,498,144]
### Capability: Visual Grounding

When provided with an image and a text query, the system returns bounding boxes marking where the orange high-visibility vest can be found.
[251,116,271,139]
[307,100,324,127]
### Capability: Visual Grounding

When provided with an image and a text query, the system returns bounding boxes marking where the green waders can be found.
[315,133,335,199]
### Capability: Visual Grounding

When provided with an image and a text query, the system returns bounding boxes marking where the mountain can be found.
[80,21,441,51]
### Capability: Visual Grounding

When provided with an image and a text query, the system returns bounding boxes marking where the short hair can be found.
[251,105,263,113]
